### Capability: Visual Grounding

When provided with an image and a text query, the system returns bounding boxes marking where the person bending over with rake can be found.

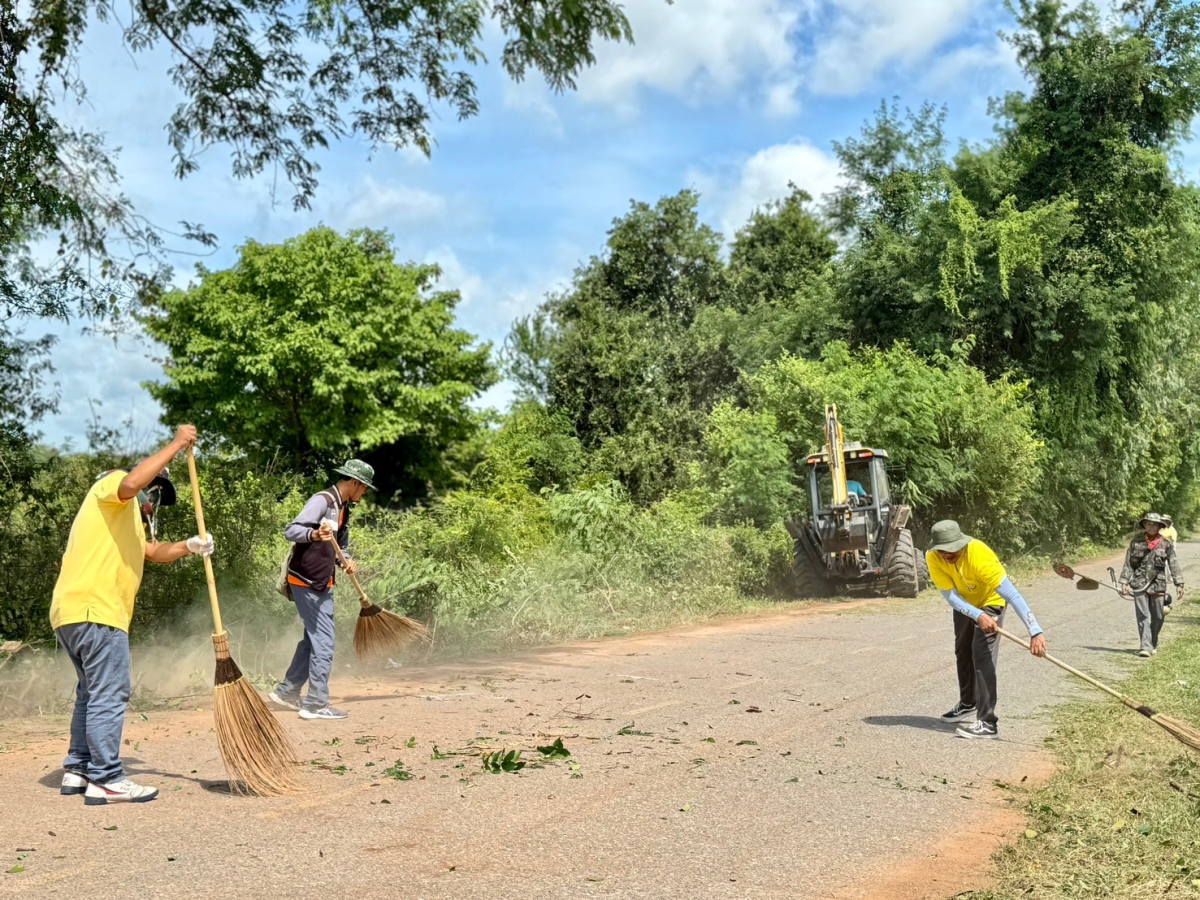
[927,520,1047,740]
[1119,512,1185,658]
[51,425,215,805]
[270,460,375,720]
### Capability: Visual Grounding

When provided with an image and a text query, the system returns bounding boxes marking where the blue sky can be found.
[28,0,1198,447]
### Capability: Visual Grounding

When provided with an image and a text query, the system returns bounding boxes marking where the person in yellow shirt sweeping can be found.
[50,425,214,805]
[926,520,1047,739]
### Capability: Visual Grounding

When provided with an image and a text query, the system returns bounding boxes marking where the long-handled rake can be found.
[1052,561,1125,595]
[1053,561,1175,607]
[185,447,301,795]
[996,625,1200,752]
[328,541,429,660]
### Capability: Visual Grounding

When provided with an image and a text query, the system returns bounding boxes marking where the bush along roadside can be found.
[964,609,1200,899]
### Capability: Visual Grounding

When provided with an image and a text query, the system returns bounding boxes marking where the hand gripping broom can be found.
[185,447,301,795]
[327,540,429,659]
[996,625,1200,752]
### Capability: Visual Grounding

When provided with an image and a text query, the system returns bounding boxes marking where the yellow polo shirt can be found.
[925,539,1007,611]
[50,471,146,632]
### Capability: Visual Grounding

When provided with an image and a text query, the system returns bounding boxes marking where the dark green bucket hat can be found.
[334,459,376,489]
[929,520,973,553]
[1140,512,1169,529]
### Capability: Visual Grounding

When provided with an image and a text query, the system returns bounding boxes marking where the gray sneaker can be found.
[268,690,302,711]
[1138,649,1152,658]
[298,705,348,720]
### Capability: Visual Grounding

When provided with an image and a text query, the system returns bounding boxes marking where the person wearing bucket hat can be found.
[1161,514,1179,545]
[926,520,1047,740]
[50,424,215,804]
[1119,513,1184,656]
[270,459,375,720]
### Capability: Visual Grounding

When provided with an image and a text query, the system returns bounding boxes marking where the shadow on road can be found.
[862,715,957,733]
[1080,645,1139,655]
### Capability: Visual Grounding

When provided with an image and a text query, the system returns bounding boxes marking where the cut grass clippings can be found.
[963,605,1200,899]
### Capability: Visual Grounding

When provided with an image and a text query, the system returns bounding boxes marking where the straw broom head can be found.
[1137,704,1200,753]
[353,600,430,661]
[213,632,303,796]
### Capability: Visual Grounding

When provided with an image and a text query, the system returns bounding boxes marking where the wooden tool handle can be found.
[995,625,1137,710]
[329,537,371,607]
[185,446,224,636]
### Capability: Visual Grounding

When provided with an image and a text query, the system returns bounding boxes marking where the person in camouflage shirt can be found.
[1119,512,1185,657]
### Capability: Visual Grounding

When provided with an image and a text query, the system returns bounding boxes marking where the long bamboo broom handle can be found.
[328,536,372,608]
[185,446,224,636]
[995,625,1140,711]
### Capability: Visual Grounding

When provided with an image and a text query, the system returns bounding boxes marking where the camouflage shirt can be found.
[1119,537,1184,595]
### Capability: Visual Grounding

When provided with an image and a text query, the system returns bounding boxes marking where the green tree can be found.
[3,0,639,321]
[694,187,844,373]
[529,191,737,503]
[141,226,496,503]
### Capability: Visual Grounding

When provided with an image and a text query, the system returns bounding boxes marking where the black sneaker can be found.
[940,702,976,723]
[956,720,998,740]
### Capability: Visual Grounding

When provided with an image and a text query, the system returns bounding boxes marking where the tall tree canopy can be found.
[141,226,495,503]
[2,0,638,322]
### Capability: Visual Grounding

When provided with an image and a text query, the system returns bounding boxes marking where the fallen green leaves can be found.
[383,760,414,781]
[536,738,571,759]
[481,749,525,774]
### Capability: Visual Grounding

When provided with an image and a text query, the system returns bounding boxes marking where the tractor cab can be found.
[805,444,892,573]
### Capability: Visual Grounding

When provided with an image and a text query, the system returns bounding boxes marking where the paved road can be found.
[2,544,1191,899]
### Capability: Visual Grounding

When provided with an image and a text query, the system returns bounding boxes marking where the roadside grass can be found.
[965,606,1200,899]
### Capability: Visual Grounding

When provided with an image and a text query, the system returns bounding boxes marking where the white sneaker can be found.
[298,705,348,720]
[268,690,302,711]
[84,777,159,805]
[61,771,88,796]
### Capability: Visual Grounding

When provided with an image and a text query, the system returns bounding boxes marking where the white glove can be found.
[187,534,215,557]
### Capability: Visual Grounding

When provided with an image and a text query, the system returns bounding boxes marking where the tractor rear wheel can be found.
[887,529,920,598]
[917,548,930,592]
[793,542,835,598]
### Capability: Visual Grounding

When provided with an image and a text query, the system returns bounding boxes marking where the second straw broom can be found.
[328,540,429,659]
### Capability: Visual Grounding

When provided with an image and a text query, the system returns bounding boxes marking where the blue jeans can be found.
[277,586,336,710]
[56,622,132,784]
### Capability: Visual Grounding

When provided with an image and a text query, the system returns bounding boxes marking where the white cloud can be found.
[572,0,802,115]
[337,177,449,229]
[709,141,843,239]
[919,34,1021,95]
[34,323,166,449]
[803,0,982,96]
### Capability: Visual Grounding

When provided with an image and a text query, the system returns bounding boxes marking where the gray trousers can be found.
[952,606,1005,725]
[57,622,132,784]
[277,585,336,711]
[1133,592,1165,653]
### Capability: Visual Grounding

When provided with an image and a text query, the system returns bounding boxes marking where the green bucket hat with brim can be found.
[1140,511,1169,529]
[929,520,973,553]
[334,459,376,489]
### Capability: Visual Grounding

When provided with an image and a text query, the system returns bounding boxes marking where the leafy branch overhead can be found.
[2,0,639,320]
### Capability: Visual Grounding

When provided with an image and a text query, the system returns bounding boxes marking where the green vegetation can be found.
[964,612,1200,899]
[141,227,495,503]
[4,0,1200,650]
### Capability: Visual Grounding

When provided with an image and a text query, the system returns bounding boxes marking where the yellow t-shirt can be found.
[50,471,146,632]
[925,539,1007,610]
[1163,526,1179,543]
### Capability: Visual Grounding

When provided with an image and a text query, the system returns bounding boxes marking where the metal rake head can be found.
[1053,561,1101,590]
